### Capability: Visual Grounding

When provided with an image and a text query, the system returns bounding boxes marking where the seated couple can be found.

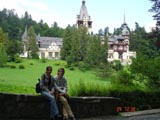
[40,66,75,120]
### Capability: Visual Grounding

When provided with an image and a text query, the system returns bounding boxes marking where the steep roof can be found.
[37,36,63,48]
[78,0,90,20]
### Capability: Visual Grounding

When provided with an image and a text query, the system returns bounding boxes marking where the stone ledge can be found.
[0,92,120,119]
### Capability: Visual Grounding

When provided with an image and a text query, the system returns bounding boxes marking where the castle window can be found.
[49,52,53,57]
[55,52,59,58]
[119,54,123,59]
[41,52,45,58]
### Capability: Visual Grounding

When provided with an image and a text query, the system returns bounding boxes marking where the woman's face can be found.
[58,70,64,77]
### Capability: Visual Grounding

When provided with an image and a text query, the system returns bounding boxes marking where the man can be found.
[40,66,60,120]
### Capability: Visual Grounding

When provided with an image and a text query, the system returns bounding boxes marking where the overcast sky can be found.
[0,0,157,33]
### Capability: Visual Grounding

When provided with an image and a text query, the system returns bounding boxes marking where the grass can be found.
[0,59,110,95]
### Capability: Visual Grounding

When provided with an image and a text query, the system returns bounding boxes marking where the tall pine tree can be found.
[27,26,39,59]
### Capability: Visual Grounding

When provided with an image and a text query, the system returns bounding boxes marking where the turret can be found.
[76,0,92,32]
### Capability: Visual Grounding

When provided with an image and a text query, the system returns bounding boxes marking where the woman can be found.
[54,68,75,120]
[40,66,60,120]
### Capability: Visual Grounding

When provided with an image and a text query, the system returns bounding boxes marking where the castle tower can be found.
[76,0,92,32]
[122,14,130,44]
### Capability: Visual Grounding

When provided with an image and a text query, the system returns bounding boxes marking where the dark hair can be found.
[58,68,65,74]
[46,66,52,71]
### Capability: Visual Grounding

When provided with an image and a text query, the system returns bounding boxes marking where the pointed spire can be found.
[124,12,126,24]
[79,0,89,20]
[77,0,92,32]
[122,13,129,36]
[82,0,85,5]
[22,25,28,41]
[123,12,127,26]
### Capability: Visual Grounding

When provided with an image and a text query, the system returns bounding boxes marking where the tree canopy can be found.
[149,0,160,21]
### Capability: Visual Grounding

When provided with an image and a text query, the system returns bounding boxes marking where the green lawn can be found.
[0,59,110,95]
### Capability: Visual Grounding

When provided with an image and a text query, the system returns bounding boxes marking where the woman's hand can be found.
[49,91,54,95]
[59,93,65,96]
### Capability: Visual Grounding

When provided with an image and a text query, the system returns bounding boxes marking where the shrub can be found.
[64,63,69,68]
[111,70,134,86]
[130,56,160,89]
[69,80,109,96]
[41,57,47,63]
[10,65,16,69]
[108,84,160,110]
[4,64,10,68]
[73,62,79,67]
[14,54,22,63]
[69,66,74,71]
[54,61,60,66]
[32,54,39,59]
[19,64,25,69]
[69,79,160,110]
[30,62,34,65]
[96,63,113,78]
[69,79,86,96]
[112,60,123,71]
[78,61,88,72]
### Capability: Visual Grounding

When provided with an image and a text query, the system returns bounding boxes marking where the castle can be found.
[21,0,136,65]
[21,26,62,59]
[107,20,136,65]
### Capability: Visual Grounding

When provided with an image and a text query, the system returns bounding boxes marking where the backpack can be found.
[35,74,45,93]
[35,78,41,93]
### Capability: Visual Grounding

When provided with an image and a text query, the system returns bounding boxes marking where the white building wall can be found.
[122,52,127,60]
[113,52,119,60]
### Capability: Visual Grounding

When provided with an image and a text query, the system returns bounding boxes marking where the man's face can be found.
[47,68,52,74]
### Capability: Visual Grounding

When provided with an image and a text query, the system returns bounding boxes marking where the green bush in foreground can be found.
[109,84,160,110]
[69,79,110,96]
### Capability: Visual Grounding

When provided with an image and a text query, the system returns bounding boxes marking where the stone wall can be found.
[0,92,120,119]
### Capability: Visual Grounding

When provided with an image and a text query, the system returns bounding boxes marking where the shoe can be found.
[55,114,63,120]
[63,117,69,120]
[50,118,54,120]
[68,116,76,120]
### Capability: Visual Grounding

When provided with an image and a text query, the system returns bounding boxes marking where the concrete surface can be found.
[11,109,160,120]
[77,109,160,120]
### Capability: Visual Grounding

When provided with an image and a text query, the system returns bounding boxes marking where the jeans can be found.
[41,91,59,118]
